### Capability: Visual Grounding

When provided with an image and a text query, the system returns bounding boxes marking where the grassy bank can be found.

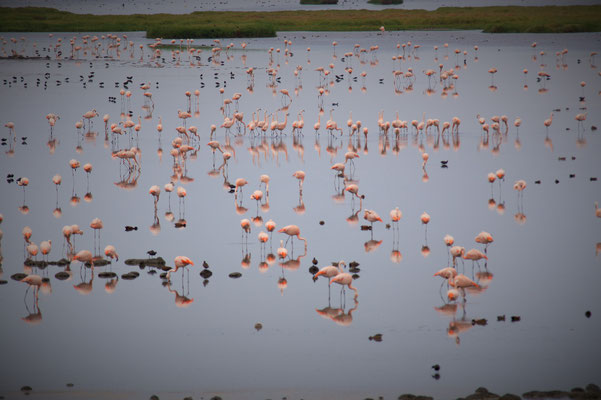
[1,6,601,38]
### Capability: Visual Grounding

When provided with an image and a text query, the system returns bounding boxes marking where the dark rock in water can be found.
[147,270,157,275]
[360,225,372,231]
[98,272,117,279]
[92,259,110,267]
[11,273,27,281]
[202,261,209,269]
[497,315,506,321]
[20,386,32,392]
[349,266,360,273]
[319,220,325,225]
[42,277,50,283]
[571,388,585,393]
[125,257,166,267]
[161,266,171,272]
[202,279,209,287]
[55,271,70,280]
[586,384,600,393]
[432,364,440,371]
[229,272,242,278]
[199,269,212,279]
[309,266,319,275]
[312,257,318,265]
[461,387,499,400]
[398,394,433,400]
[254,323,263,331]
[183,397,193,400]
[0,280,7,285]
[511,316,521,322]
[523,390,568,399]
[121,273,138,280]
[149,396,159,400]
[499,394,520,400]
[349,261,360,268]
[432,373,440,380]
[210,396,223,400]
[585,311,591,318]
[129,271,140,277]
[369,333,382,342]
[66,383,74,388]
[160,272,167,279]
[147,250,157,257]
[386,223,391,229]
[352,274,360,280]
[535,180,541,184]
[472,318,487,326]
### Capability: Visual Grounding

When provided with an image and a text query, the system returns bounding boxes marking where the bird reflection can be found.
[315,297,358,327]
[21,275,43,325]
[104,277,118,294]
[165,280,193,308]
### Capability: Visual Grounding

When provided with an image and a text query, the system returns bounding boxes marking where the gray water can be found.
[2,0,601,14]
[0,30,600,399]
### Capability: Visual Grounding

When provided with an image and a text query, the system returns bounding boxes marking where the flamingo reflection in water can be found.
[21,275,43,325]
[165,280,194,308]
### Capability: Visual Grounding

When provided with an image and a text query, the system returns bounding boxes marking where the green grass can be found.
[1,6,601,38]
[368,0,404,4]
[300,0,338,4]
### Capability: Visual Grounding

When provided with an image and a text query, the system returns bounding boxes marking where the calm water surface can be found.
[0,30,600,399]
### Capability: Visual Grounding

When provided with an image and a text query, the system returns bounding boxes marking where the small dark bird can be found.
[432,364,440,371]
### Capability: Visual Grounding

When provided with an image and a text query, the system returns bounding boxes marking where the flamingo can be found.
[278,225,307,249]
[104,245,119,262]
[166,256,194,280]
[363,209,383,230]
[73,249,94,272]
[293,170,305,193]
[330,271,358,299]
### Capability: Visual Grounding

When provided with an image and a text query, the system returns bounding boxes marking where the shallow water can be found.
[0,30,601,400]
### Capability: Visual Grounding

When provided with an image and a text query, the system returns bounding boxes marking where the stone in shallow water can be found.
[149,396,159,400]
[199,269,212,279]
[229,272,242,278]
[255,323,263,331]
[498,395,520,400]
[121,273,138,280]
[20,386,32,392]
[98,271,117,279]
[398,395,433,400]
[55,271,70,280]
[11,273,27,281]
[66,383,74,388]
[0,280,7,285]
[523,390,568,399]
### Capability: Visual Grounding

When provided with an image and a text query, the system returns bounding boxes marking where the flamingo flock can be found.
[0,26,598,365]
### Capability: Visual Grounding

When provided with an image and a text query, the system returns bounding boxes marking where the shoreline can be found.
[1,6,601,38]
[3,384,601,400]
